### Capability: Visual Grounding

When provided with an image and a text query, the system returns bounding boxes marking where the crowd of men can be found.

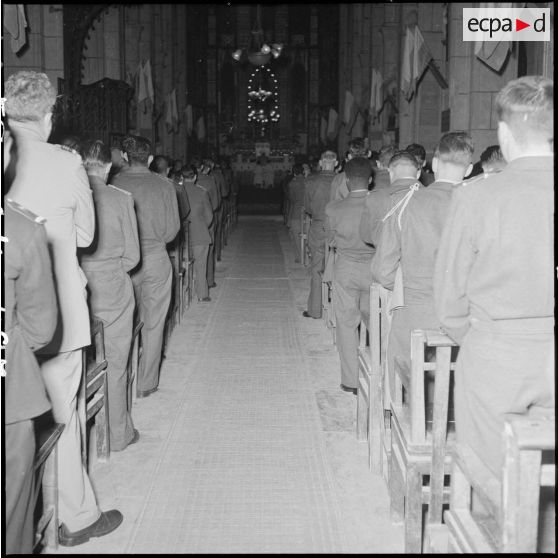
[286,75,554,485]
[3,70,235,552]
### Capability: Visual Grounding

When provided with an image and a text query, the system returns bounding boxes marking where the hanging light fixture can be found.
[232,4,283,67]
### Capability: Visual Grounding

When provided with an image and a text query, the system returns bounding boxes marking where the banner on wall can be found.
[3,4,28,54]
[369,68,383,121]
[196,116,206,142]
[184,104,193,136]
[401,25,433,101]
[326,108,339,141]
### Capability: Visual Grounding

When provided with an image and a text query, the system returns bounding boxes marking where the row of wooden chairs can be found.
[321,278,555,553]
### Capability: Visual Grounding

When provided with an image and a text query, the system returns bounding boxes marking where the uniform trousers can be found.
[132,251,173,393]
[306,222,328,318]
[41,350,101,532]
[84,267,135,450]
[214,206,223,261]
[5,419,36,554]
[455,320,554,478]
[332,256,372,389]
[192,244,210,300]
[207,222,217,286]
[289,214,302,262]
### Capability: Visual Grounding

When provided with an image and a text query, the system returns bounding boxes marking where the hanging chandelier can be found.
[247,66,280,125]
[232,4,283,66]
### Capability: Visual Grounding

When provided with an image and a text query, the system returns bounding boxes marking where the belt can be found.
[81,260,124,272]
[470,316,554,334]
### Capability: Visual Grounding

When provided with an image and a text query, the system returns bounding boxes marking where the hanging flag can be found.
[320,115,327,143]
[137,63,147,104]
[326,108,339,141]
[401,27,414,100]
[165,93,173,133]
[196,116,206,141]
[343,90,358,128]
[352,111,364,138]
[3,4,28,54]
[143,59,154,104]
[410,26,433,99]
[170,89,179,131]
[369,69,383,120]
[185,104,193,136]
[474,3,512,72]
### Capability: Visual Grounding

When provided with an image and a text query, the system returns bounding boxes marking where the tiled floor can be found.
[54,216,403,554]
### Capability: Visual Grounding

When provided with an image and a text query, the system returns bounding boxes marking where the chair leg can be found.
[42,447,59,551]
[404,468,424,553]
[96,375,110,462]
[356,380,368,442]
[389,448,405,524]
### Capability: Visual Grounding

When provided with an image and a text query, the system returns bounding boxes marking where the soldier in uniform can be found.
[434,76,554,478]
[193,158,221,289]
[182,165,214,302]
[3,122,57,554]
[479,144,506,174]
[329,137,371,202]
[406,143,435,186]
[286,164,306,263]
[5,70,123,545]
[80,139,141,451]
[372,145,395,192]
[302,150,338,319]
[112,135,180,398]
[371,132,474,397]
[325,158,376,393]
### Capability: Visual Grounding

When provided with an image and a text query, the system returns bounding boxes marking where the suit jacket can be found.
[9,124,95,353]
[304,170,337,222]
[184,180,213,246]
[4,199,56,423]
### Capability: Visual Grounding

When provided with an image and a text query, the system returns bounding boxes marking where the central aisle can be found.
[58,216,402,554]
[128,220,345,553]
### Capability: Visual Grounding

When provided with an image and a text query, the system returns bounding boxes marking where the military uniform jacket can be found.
[373,168,391,191]
[112,165,180,256]
[197,173,221,212]
[371,180,456,305]
[359,177,422,247]
[80,177,140,273]
[304,170,337,222]
[329,171,349,202]
[184,181,214,246]
[173,179,192,223]
[9,126,95,353]
[214,168,230,198]
[325,190,376,262]
[433,156,554,344]
[288,175,306,217]
[4,199,57,423]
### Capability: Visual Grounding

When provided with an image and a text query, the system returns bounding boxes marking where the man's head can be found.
[181,165,197,182]
[347,137,370,160]
[405,143,427,168]
[432,131,474,182]
[344,157,372,191]
[4,71,57,141]
[121,134,153,167]
[318,150,337,172]
[81,139,112,179]
[150,154,170,176]
[292,163,303,176]
[377,145,396,170]
[202,158,215,173]
[496,75,553,161]
[387,150,421,182]
[302,163,311,177]
[480,145,506,174]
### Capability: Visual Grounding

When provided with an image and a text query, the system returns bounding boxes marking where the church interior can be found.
[1,2,555,555]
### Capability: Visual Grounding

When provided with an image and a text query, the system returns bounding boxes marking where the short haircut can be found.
[406,143,426,164]
[203,158,214,168]
[347,137,368,157]
[122,135,151,164]
[181,165,197,180]
[292,163,303,175]
[81,139,112,171]
[434,131,474,167]
[388,150,421,171]
[378,145,396,167]
[480,144,504,165]
[320,150,337,162]
[495,75,553,146]
[150,155,170,174]
[344,157,372,180]
[4,71,57,122]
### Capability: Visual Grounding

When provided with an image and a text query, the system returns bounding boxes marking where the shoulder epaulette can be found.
[6,198,46,224]
[460,173,490,187]
[57,144,80,157]
[107,184,132,196]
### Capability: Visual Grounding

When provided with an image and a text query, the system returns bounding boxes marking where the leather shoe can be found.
[129,429,140,446]
[340,384,357,395]
[302,311,320,319]
[137,386,158,398]
[59,509,123,547]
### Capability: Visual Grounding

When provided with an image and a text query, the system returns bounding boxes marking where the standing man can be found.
[112,135,180,398]
[303,150,338,319]
[182,165,214,302]
[406,143,435,186]
[325,158,376,393]
[371,132,473,395]
[434,76,554,477]
[5,70,123,546]
[286,164,306,263]
[329,137,371,202]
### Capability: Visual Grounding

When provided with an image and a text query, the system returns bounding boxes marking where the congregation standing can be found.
[2,70,235,552]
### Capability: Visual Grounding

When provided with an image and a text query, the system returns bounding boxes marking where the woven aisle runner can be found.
[127,219,345,553]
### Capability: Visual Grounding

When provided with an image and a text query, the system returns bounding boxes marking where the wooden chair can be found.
[426,416,555,553]
[356,283,390,477]
[299,207,311,267]
[321,243,336,344]
[34,412,64,552]
[78,317,110,469]
[231,192,238,225]
[180,226,194,317]
[127,319,144,407]
[389,329,458,553]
